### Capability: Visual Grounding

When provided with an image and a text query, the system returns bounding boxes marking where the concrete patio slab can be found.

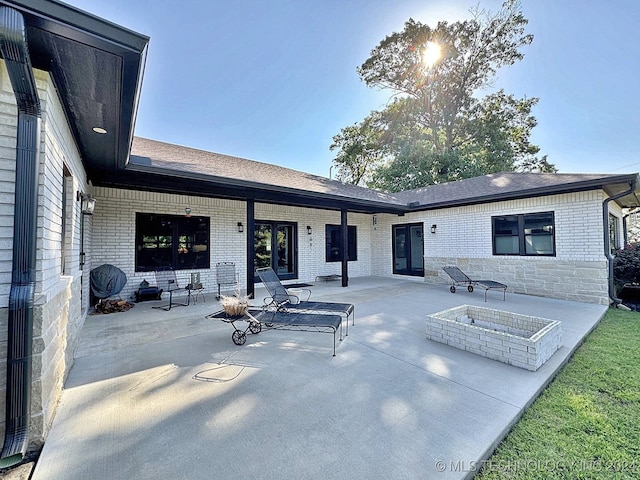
[31,277,607,480]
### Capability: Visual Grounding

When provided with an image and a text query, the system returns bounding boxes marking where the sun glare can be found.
[422,41,442,68]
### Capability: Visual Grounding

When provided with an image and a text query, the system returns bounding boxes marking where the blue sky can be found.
[68,0,640,178]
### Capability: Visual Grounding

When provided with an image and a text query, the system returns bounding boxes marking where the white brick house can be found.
[0,0,637,465]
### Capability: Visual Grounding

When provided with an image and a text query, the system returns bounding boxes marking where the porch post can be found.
[341,208,349,287]
[246,198,255,298]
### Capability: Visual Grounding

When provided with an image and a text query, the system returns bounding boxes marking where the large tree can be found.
[331,0,555,192]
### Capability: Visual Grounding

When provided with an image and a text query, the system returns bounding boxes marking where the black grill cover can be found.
[90,264,127,299]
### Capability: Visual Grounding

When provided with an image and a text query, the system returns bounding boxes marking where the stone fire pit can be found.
[426,305,562,371]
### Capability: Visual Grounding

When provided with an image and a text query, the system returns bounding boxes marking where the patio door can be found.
[254,221,298,280]
[392,223,424,276]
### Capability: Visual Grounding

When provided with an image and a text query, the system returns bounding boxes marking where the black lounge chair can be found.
[255,267,355,333]
[442,266,507,302]
[207,308,343,356]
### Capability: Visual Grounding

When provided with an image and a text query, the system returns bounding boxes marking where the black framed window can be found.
[325,225,357,262]
[492,212,555,256]
[136,213,210,271]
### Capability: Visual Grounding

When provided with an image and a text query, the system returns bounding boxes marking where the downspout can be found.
[0,7,41,466]
[603,179,636,307]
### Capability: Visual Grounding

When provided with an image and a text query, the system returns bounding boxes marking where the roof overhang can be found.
[0,0,149,175]
[94,162,407,215]
[405,173,640,212]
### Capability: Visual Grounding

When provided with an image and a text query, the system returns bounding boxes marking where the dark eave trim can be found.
[93,166,407,215]
[0,0,149,52]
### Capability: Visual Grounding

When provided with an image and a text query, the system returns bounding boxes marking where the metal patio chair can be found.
[154,269,188,310]
[216,262,239,299]
[186,272,206,304]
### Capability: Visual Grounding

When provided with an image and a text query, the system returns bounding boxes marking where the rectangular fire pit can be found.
[426,305,562,371]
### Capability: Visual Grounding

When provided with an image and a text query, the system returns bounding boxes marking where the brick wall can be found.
[0,62,88,448]
[90,191,375,301]
[370,191,614,304]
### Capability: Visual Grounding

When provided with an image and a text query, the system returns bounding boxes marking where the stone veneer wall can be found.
[0,62,88,449]
[426,257,608,305]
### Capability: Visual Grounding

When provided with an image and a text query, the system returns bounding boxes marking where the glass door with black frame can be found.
[392,223,424,276]
[254,221,298,280]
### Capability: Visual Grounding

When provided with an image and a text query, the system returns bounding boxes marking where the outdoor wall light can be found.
[307,225,312,235]
[77,192,96,215]
[237,222,244,233]
[185,207,192,217]
[372,215,377,226]
[431,224,437,234]
[76,192,96,269]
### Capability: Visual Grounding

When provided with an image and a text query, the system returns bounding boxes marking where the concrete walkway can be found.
[32,278,607,480]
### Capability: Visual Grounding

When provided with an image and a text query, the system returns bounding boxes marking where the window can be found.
[136,213,210,271]
[492,212,555,256]
[609,214,620,252]
[325,225,357,262]
[61,165,72,274]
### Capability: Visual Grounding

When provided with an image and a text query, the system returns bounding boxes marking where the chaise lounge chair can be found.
[255,267,355,333]
[442,266,507,302]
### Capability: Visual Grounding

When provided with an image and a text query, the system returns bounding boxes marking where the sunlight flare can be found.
[422,41,442,68]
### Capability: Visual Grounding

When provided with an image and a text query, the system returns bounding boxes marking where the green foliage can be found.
[614,242,640,292]
[477,309,640,480]
[331,0,556,192]
[329,111,387,185]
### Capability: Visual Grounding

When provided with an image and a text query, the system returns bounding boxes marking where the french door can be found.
[392,223,424,276]
[254,221,298,280]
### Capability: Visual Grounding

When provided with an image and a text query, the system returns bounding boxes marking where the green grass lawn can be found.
[476,308,640,480]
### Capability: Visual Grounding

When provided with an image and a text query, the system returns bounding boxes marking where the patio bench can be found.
[314,274,342,282]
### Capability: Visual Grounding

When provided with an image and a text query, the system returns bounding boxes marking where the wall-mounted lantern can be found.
[431,224,437,234]
[185,207,192,217]
[237,222,244,233]
[306,225,312,235]
[76,192,96,268]
[77,192,96,215]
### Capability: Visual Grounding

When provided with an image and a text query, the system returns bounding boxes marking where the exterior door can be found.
[392,223,424,276]
[254,221,298,280]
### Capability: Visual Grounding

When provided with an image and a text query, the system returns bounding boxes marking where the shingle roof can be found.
[129,137,403,209]
[394,171,640,209]
[127,137,640,211]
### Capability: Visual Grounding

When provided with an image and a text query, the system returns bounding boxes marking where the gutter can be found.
[0,6,41,467]
[118,163,408,214]
[404,174,640,213]
[603,179,636,307]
